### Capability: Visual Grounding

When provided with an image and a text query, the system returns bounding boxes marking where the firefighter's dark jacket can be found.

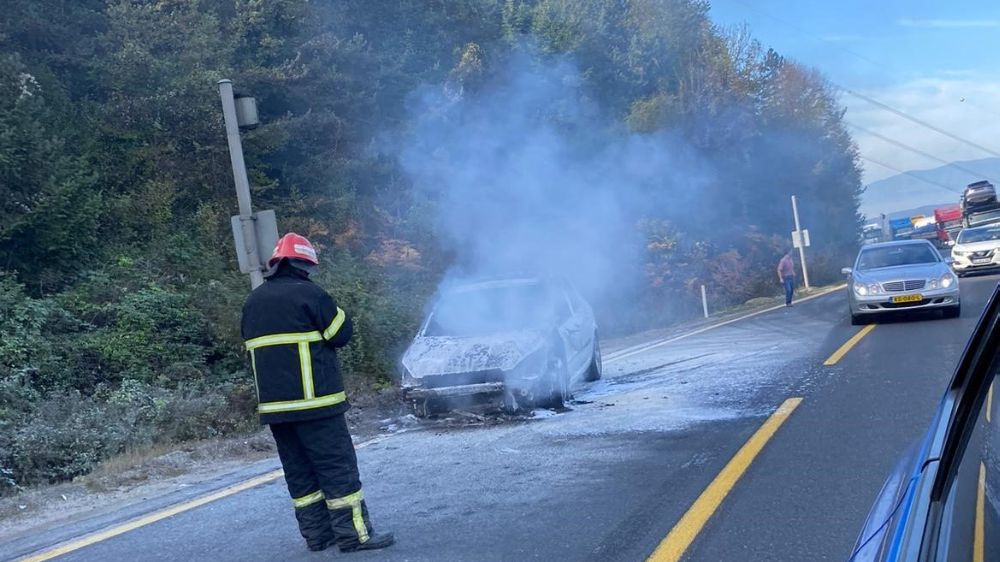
[241,266,354,425]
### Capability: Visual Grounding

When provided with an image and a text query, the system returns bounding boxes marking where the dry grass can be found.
[79,431,277,493]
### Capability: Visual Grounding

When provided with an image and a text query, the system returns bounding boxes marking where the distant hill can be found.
[880,204,946,222]
[861,157,1000,219]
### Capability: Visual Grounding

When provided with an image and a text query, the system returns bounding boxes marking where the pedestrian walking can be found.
[778,248,796,306]
[241,233,395,553]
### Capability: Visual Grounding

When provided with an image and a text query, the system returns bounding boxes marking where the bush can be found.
[0,271,257,494]
[0,380,256,491]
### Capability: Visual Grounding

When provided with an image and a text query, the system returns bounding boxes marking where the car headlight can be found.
[929,278,940,289]
[952,248,967,257]
[853,282,868,296]
[941,273,956,288]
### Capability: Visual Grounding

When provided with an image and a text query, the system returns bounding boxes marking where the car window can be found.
[934,373,1000,560]
[958,226,1000,244]
[919,287,1000,561]
[856,244,939,270]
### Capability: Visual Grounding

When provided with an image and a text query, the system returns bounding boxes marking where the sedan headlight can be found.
[940,273,957,288]
[853,281,882,296]
[853,281,868,296]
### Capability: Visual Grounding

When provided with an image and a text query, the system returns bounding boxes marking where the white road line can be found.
[605,285,846,365]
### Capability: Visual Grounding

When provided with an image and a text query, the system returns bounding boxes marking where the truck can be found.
[889,217,915,240]
[862,222,883,245]
[909,215,939,245]
[961,180,1000,227]
[933,205,963,247]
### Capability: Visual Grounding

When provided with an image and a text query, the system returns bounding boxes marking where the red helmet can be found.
[269,233,319,267]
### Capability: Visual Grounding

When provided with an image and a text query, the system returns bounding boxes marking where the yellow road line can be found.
[17,439,380,562]
[16,470,284,562]
[823,324,877,366]
[646,397,803,562]
[975,461,986,562]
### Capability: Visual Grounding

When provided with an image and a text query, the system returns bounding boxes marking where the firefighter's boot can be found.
[294,501,337,551]
[330,498,395,552]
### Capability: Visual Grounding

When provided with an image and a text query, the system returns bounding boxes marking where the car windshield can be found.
[957,226,1000,244]
[856,244,939,270]
[424,283,554,337]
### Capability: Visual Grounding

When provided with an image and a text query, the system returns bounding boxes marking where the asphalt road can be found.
[6,275,1000,562]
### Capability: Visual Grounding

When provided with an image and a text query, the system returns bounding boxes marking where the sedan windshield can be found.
[857,244,939,271]
[425,284,553,337]
[957,225,1000,244]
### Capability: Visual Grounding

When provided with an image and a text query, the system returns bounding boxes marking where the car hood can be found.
[953,240,1000,253]
[401,331,547,379]
[853,262,950,283]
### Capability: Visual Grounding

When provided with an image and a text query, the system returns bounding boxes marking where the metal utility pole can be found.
[219,79,264,289]
[791,195,811,289]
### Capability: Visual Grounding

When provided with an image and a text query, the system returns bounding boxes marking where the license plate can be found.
[891,294,923,304]
[973,258,992,264]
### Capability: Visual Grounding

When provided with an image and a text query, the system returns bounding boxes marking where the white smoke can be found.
[390,48,715,314]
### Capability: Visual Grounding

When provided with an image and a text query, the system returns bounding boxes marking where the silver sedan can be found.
[842,239,960,325]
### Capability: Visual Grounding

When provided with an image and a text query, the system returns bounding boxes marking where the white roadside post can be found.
[218,79,275,290]
[701,285,709,318]
[791,195,811,289]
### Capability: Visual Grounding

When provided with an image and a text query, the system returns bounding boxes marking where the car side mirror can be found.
[947,240,956,247]
[841,267,853,276]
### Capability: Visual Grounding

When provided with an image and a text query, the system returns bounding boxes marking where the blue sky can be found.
[709,0,1000,184]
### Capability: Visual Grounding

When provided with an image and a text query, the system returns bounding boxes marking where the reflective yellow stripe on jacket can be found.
[245,330,344,414]
[245,331,323,350]
[257,392,346,414]
[323,307,347,340]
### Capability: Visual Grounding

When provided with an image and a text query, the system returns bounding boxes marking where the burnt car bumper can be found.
[401,368,508,397]
[403,381,505,400]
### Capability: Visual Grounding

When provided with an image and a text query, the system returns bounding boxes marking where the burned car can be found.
[400,277,601,415]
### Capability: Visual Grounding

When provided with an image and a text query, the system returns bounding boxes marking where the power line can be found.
[844,89,1000,158]
[859,156,962,194]
[717,0,1000,157]
[845,120,1000,184]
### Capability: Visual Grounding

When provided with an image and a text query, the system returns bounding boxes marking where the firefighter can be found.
[241,233,394,553]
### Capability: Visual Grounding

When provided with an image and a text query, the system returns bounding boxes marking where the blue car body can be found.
[851,284,1000,561]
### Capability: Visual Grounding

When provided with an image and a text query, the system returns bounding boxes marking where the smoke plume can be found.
[390,48,715,314]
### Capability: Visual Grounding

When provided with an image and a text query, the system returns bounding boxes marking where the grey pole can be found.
[791,195,811,289]
[219,79,264,289]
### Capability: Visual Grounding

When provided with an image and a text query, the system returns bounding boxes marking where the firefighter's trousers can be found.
[270,414,374,549]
